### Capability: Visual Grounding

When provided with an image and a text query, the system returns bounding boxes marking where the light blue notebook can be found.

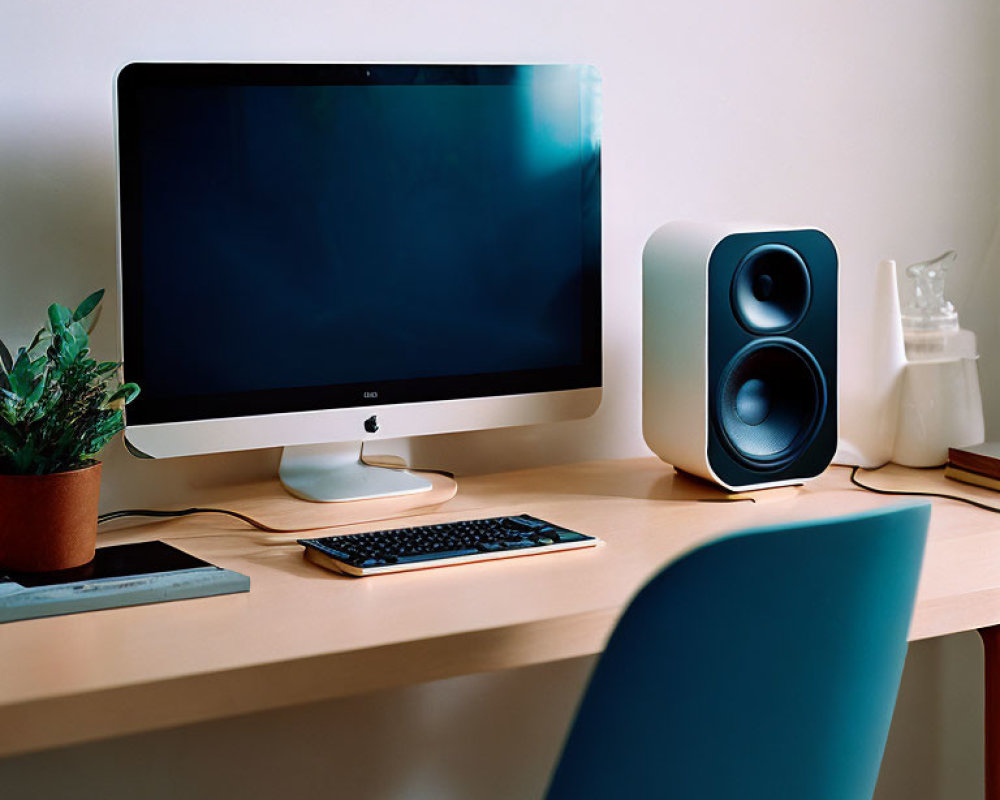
[0,540,250,624]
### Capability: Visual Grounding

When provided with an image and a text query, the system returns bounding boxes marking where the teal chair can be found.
[545,503,930,800]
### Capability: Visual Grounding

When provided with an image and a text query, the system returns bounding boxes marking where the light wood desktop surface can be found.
[1,457,998,759]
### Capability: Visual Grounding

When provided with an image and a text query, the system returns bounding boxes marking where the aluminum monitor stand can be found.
[278,442,433,503]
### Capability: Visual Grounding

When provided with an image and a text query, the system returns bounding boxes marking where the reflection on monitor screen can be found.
[116,64,601,501]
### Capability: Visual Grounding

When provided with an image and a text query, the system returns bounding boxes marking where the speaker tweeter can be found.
[730,244,811,333]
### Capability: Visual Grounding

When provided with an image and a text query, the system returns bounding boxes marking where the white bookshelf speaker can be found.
[643,221,838,491]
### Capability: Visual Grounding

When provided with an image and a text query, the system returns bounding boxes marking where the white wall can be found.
[3,0,999,507]
[2,1,998,797]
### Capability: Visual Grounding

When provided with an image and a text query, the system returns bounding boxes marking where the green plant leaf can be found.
[64,321,89,361]
[11,441,39,474]
[107,383,140,405]
[24,379,45,409]
[26,328,51,360]
[0,427,18,451]
[8,349,33,397]
[53,325,89,368]
[73,289,105,322]
[0,337,11,374]
[81,305,103,335]
[47,303,72,330]
[27,354,45,380]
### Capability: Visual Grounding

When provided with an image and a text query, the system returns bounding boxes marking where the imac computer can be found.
[115,63,602,502]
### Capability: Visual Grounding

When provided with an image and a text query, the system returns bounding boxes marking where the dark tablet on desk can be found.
[0,541,249,623]
[5,540,212,587]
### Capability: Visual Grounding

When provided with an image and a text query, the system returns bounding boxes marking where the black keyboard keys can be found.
[299,514,599,576]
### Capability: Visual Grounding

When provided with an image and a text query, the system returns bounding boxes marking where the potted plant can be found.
[0,290,139,572]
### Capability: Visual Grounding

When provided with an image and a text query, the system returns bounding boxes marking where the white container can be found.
[890,251,985,467]
[834,259,907,468]
[892,357,984,466]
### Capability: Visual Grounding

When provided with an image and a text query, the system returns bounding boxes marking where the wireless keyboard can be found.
[298,514,600,576]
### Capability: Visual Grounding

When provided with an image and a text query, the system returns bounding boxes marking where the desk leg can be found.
[980,626,1000,800]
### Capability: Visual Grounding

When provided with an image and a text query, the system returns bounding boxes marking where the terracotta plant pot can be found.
[0,462,102,572]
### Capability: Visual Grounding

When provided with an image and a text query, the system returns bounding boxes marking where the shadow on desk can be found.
[457,458,794,504]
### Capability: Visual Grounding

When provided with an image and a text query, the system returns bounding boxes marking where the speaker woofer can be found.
[715,339,827,470]
[731,244,811,333]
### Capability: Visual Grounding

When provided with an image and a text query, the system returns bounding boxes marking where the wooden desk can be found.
[1,458,998,763]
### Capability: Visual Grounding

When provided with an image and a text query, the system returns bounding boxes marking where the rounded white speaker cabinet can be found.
[643,222,838,491]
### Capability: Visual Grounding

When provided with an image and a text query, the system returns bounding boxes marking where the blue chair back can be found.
[545,503,930,800]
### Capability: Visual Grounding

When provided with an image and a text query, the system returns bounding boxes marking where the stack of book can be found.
[946,443,1000,491]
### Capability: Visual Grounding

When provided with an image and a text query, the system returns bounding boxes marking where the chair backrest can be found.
[545,503,930,800]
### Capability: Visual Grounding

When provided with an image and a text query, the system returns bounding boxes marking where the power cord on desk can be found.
[849,464,1000,513]
[97,506,313,534]
[97,448,456,536]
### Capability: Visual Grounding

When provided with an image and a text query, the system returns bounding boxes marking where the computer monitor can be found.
[115,63,602,502]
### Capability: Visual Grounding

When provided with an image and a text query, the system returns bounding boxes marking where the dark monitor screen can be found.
[117,64,601,426]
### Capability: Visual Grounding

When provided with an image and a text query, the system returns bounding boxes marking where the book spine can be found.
[944,466,1000,492]
[948,449,1000,480]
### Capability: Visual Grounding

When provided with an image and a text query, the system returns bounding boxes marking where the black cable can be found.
[849,464,1000,514]
[96,506,312,534]
[97,448,455,534]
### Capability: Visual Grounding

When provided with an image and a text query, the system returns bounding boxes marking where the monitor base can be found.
[278,442,434,503]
